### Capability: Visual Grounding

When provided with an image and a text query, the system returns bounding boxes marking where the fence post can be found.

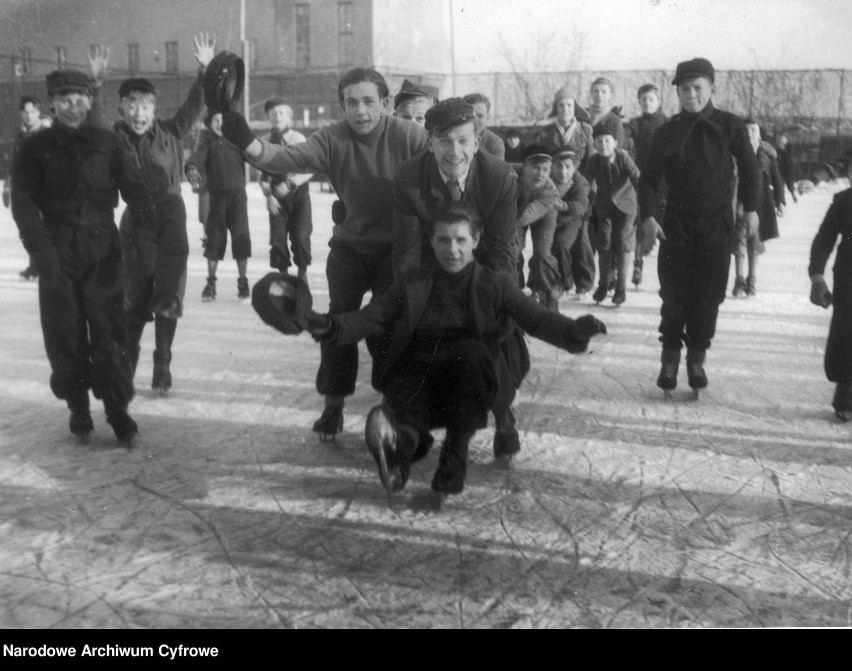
[837,69,845,137]
[748,70,755,117]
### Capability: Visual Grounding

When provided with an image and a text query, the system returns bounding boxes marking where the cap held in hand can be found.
[252,273,312,335]
[220,111,255,150]
[203,50,245,112]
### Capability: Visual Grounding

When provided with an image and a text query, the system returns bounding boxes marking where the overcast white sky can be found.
[451,0,852,72]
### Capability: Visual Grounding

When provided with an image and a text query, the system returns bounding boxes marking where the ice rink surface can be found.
[1,179,850,628]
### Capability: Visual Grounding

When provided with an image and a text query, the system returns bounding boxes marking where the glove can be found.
[186,166,202,192]
[220,110,255,151]
[810,274,832,308]
[331,199,346,225]
[575,314,607,337]
[306,310,334,341]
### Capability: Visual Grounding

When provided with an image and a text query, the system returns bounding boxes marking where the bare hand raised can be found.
[88,45,110,84]
[193,33,216,70]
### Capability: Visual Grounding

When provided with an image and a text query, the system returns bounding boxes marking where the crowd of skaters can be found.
[4,35,851,510]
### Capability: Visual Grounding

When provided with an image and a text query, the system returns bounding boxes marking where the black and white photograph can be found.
[1,0,852,631]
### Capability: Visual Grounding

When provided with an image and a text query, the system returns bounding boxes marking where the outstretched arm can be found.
[88,45,111,128]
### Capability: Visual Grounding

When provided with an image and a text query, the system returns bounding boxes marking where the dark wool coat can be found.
[479,127,506,161]
[624,110,668,170]
[752,140,785,243]
[330,262,593,417]
[392,149,519,279]
[536,121,594,172]
[809,187,852,383]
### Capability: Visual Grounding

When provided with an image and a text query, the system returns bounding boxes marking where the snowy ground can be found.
[1,179,850,629]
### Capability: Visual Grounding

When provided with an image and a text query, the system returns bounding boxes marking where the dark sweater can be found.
[186,133,246,192]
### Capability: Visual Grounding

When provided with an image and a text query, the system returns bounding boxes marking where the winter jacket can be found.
[186,132,246,192]
[329,261,595,410]
[740,140,785,242]
[479,127,506,161]
[555,171,591,227]
[536,121,594,172]
[624,110,668,170]
[392,149,519,279]
[583,149,641,217]
[260,128,313,199]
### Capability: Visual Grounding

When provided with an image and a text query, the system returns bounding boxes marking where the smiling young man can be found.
[638,57,760,394]
[12,69,158,442]
[391,97,525,465]
[219,67,429,440]
[305,202,606,510]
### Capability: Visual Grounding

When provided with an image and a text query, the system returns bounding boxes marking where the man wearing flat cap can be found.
[392,97,526,465]
[88,34,214,398]
[638,56,760,394]
[11,67,159,442]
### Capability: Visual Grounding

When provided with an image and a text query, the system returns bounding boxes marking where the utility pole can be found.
[448,0,456,96]
[240,0,250,181]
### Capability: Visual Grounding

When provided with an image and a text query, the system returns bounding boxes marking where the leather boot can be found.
[686,349,708,390]
[152,315,176,393]
[657,349,680,391]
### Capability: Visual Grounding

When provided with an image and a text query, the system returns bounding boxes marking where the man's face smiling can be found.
[430,121,479,181]
[431,220,479,274]
[342,81,387,135]
[677,76,714,114]
[51,92,92,129]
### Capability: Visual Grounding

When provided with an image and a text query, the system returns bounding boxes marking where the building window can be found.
[165,41,178,73]
[337,2,354,67]
[55,46,66,69]
[128,42,139,74]
[19,48,32,75]
[295,4,310,68]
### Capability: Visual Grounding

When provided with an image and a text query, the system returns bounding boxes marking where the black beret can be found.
[46,69,92,96]
[118,77,156,99]
[424,97,476,134]
[592,116,623,139]
[522,143,553,164]
[252,273,312,336]
[394,78,439,108]
[672,57,715,86]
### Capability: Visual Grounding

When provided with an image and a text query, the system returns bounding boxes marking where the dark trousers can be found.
[825,271,852,384]
[385,338,497,493]
[318,240,394,397]
[517,221,561,308]
[269,186,312,271]
[570,216,596,292]
[39,227,134,407]
[204,189,251,260]
[552,216,585,291]
[657,215,732,352]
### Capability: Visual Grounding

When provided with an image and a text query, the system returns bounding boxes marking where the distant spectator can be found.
[463,93,505,161]
[774,133,798,204]
[503,128,525,165]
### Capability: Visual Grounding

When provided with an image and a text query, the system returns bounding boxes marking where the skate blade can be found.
[317,432,337,442]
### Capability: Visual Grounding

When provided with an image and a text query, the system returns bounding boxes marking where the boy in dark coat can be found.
[809,161,852,422]
[12,69,158,441]
[90,35,214,395]
[583,116,641,306]
[307,203,607,509]
[638,57,760,393]
[463,93,506,161]
[624,83,668,287]
[186,110,252,301]
[732,119,785,298]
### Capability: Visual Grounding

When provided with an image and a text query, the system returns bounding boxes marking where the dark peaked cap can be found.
[119,77,157,99]
[672,57,715,85]
[394,78,439,108]
[46,69,92,96]
[424,98,476,134]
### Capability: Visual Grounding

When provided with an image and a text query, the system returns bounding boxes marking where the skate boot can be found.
[732,276,747,298]
[632,258,643,288]
[67,391,93,439]
[313,404,344,441]
[201,276,217,302]
[746,274,757,297]
[152,350,172,395]
[657,349,680,393]
[493,408,520,469]
[686,349,708,396]
[364,405,410,494]
[237,276,250,299]
[612,287,626,306]
[19,264,39,281]
[105,399,138,443]
[592,285,608,303]
[833,381,852,422]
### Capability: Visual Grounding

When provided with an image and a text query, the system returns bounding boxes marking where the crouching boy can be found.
[308,202,606,509]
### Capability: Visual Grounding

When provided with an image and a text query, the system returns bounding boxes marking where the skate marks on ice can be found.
[1,184,852,627]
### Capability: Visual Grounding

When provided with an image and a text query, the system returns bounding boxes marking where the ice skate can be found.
[152,351,172,398]
[746,275,757,297]
[632,259,643,288]
[612,287,626,306]
[69,411,93,441]
[657,350,680,395]
[686,350,708,398]
[732,276,747,298]
[106,406,138,444]
[592,285,608,304]
[364,405,405,498]
[312,404,343,442]
[833,382,852,422]
[201,276,217,302]
[237,276,250,300]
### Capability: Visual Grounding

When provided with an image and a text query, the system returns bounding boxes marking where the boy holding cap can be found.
[12,68,158,441]
[89,35,214,397]
[583,116,641,306]
[638,57,760,394]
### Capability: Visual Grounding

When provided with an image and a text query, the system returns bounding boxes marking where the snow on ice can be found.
[0,180,850,628]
